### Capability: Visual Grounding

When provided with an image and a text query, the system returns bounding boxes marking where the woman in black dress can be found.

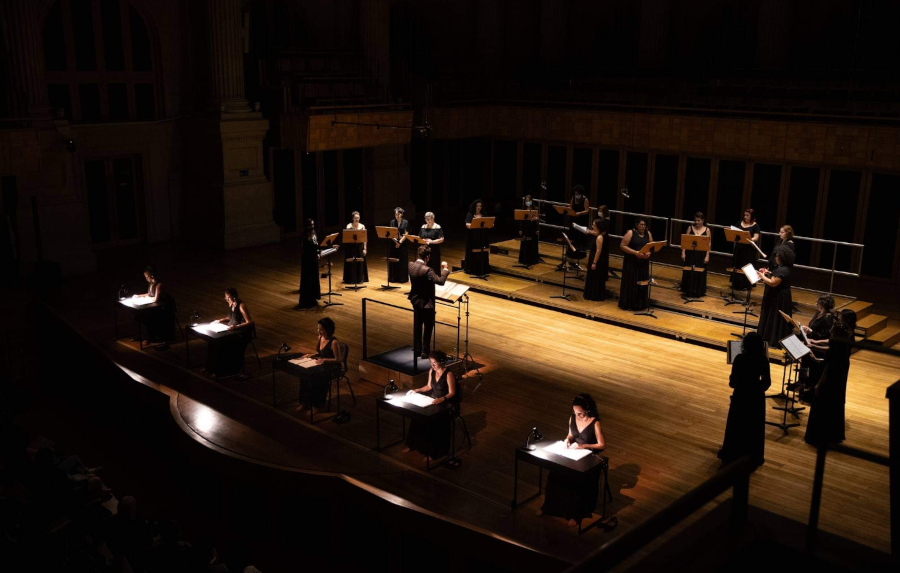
[539,393,606,527]
[618,217,654,310]
[755,246,795,347]
[134,265,175,348]
[388,207,410,284]
[403,350,458,460]
[804,310,856,446]
[299,317,343,414]
[777,225,796,255]
[419,211,445,274]
[680,212,710,298]
[207,288,254,378]
[567,185,590,267]
[518,194,540,266]
[796,295,835,392]
[297,219,321,309]
[731,208,761,290]
[718,332,771,466]
[465,199,490,275]
[582,218,608,301]
[342,211,368,285]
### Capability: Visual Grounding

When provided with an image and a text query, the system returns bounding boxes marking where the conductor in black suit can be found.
[408,245,450,359]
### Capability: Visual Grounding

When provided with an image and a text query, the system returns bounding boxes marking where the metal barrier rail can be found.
[361,298,458,360]
[532,199,670,243]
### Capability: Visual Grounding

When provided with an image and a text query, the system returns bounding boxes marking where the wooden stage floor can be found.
[48,237,898,563]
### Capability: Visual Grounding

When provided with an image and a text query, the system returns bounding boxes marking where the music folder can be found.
[741,263,761,285]
[375,226,398,240]
[514,209,540,221]
[469,216,496,229]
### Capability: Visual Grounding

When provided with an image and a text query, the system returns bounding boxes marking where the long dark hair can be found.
[572,393,599,419]
[741,331,765,358]
[318,317,336,338]
[469,199,484,215]
[833,309,857,339]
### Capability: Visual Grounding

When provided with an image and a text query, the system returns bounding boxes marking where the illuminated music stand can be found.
[468,216,495,280]
[550,233,577,302]
[375,226,400,290]
[553,205,581,273]
[319,233,342,307]
[341,228,368,292]
[679,233,709,305]
[513,209,540,269]
[634,241,667,319]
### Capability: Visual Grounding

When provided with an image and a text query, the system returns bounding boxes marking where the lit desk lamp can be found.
[384,379,398,400]
[525,427,543,451]
[190,311,201,327]
[277,342,291,361]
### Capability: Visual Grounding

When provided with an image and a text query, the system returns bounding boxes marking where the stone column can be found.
[1,0,53,119]
[206,0,249,112]
[359,0,390,97]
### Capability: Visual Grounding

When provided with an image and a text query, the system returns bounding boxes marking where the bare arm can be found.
[227,303,253,330]
[431,371,457,405]
[620,230,636,255]
[577,198,591,216]
[150,282,163,303]
[592,235,603,267]
[411,370,434,394]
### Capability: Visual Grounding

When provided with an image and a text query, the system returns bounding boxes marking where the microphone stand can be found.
[723,235,743,307]
[634,253,657,319]
[321,247,342,307]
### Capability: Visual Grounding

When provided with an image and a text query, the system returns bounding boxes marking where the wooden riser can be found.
[867,325,900,348]
[856,313,887,337]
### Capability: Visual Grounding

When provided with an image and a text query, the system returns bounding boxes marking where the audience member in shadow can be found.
[718,332,771,466]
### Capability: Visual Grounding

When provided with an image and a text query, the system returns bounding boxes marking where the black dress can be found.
[518,214,540,266]
[298,234,321,307]
[419,224,444,274]
[567,197,588,261]
[342,224,369,285]
[142,283,176,343]
[465,213,490,275]
[388,219,410,283]
[618,230,650,310]
[405,368,454,458]
[719,352,771,465]
[582,232,608,301]
[756,266,793,347]
[731,221,760,290]
[301,336,340,409]
[799,312,833,389]
[206,300,252,377]
[805,335,852,446]
[541,416,602,521]
[680,226,709,297]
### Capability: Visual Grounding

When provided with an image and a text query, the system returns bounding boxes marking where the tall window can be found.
[44,0,157,123]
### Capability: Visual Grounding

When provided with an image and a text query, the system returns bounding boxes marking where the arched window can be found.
[43,0,157,123]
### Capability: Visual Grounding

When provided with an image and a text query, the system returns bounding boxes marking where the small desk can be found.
[375,394,453,471]
[114,298,165,350]
[271,352,335,423]
[185,323,247,371]
[511,439,612,534]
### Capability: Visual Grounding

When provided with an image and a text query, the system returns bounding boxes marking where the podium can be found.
[680,233,710,304]
[634,241,667,319]
[467,216,495,280]
[513,209,540,269]
[375,226,400,290]
[319,233,341,307]
[342,228,367,291]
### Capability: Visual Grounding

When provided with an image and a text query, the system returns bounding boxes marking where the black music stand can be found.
[733,263,761,338]
[680,233,709,304]
[319,233,341,307]
[513,209,540,269]
[553,205,582,274]
[766,334,809,434]
[468,216,495,280]
[376,226,400,290]
[634,241,666,319]
[550,232,577,302]
[341,228,368,291]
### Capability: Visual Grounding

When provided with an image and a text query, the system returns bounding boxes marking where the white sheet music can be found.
[436,280,469,302]
[543,440,592,461]
[572,223,589,235]
[780,334,811,361]
[120,296,156,308]
[192,322,230,335]
[288,356,319,368]
[398,393,436,408]
[741,263,761,285]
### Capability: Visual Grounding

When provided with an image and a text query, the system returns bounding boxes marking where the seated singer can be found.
[408,245,450,359]
[134,265,175,349]
[206,288,254,378]
[403,350,458,461]
[299,317,343,414]
[539,393,606,528]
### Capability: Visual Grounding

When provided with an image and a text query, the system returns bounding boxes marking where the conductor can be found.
[408,245,450,359]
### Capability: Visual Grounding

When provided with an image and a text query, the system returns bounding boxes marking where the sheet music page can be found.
[288,357,318,368]
[572,223,588,235]
[121,297,155,307]
[730,225,744,232]
[193,322,230,334]
[398,393,435,408]
[543,440,592,461]
[436,280,470,300]
[780,335,811,360]
[741,263,761,284]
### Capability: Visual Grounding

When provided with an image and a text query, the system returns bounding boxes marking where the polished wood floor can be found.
[49,236,898,561]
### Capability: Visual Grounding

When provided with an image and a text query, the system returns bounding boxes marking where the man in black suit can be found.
[408,245,450,359]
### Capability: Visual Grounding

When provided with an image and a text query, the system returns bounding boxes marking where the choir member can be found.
[403,350,458,460]
[418,211,445,274]
[755,246,795,347]
[796,295,835,392]
[465,199,490,275]
[804,310,856,446]
[388,207,410,284]
[134,265,175,348]
[680,212,710,298]
[538,393,606,528]
[731,208,761,290]
[297,219,321,309]
[618,217,654,311]
[299,317,343,414]
[778,225,796,254]
[567,185,590,268]
[206,288,254,378]
[582,218,608,301]
[517,194,540,266]
[718,332,771,466]
[342,211,368,285]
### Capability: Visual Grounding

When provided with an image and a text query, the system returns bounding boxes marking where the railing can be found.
[361,297,459,360]
[531,199,670,244]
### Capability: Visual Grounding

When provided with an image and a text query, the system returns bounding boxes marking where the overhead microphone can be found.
[621,188,630,199]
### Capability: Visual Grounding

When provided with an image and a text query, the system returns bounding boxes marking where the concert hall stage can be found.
[43,237,898,564]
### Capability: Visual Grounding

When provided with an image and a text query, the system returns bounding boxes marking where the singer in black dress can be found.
[388,207,410,283]
[539,394,606,527]
[755,247,794,347]
[618,217,653,311]
[567,185,590,265]
[797,295,835,390]
[206,288,254,378]
[804,310,856,446]
[777,225,796,255]
[299,317,343,413]
[418,212,444,274]
[582,219,608,301]
[465,199,490,275]
[403,350,457,460]
[342,211,369,285]
[297,220,321,309]
[718,332,771,466]
[731,209,761,290]
[518,194,540,266]
[680,212,710,298]
[134,266,175,347]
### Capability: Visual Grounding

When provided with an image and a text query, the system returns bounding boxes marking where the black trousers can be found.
[413,306,436,354]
